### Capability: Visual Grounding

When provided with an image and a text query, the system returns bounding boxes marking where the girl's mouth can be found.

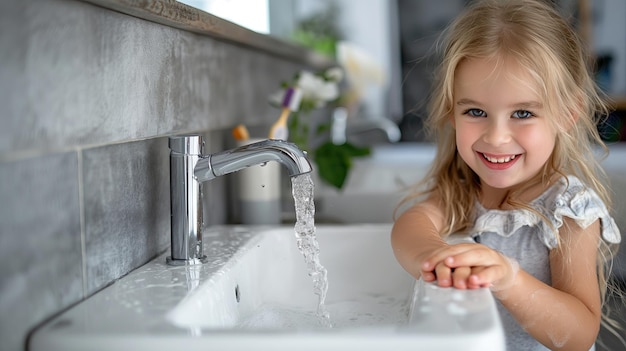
[478,152,520,170]
[482,153,517,163]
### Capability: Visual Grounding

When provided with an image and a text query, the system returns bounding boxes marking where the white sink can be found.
[30,224,504,351]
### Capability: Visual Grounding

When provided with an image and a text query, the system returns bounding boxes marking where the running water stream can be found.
[291,174,331,327]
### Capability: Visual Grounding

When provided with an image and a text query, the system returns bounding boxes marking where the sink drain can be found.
[235,284,241,303]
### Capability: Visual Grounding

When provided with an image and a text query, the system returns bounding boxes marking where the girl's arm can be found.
[391,197,449,279]
[424,217,602,351]
[495,218,602,351]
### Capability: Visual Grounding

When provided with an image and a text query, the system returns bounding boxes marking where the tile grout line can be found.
[77,149,88,298]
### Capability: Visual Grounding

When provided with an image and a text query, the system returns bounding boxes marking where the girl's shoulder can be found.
[474,175,621,249]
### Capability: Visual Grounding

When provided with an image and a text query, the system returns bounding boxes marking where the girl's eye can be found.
[512,110,534,119]
[464,108,486,117]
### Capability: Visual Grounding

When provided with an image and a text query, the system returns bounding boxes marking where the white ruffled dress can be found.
[469,175,621,351]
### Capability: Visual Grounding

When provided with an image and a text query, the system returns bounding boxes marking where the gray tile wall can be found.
[0,0,313,350]
[82,138,171,294]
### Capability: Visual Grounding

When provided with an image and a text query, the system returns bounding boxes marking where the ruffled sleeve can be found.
[472,176,621,250]
[547,176,621,249]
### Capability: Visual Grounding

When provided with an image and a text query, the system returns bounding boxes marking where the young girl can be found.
[391,0,622,350]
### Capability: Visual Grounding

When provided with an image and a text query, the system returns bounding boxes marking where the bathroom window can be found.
[178,0,270,34]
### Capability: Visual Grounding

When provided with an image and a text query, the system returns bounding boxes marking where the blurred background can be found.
[182,0,626,142]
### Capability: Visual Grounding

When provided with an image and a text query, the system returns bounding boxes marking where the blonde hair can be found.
[398,0,622,345]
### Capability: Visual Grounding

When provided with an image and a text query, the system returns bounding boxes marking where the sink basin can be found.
[167,224,412,331]
[30,224,504,350]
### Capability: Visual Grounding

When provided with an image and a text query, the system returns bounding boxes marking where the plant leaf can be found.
[313,142,370,189]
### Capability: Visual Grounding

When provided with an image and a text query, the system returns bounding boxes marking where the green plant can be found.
[313,141,370,189]
[270,69,370,190]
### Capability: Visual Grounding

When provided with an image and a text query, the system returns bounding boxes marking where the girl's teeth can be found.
[483,153,516,163]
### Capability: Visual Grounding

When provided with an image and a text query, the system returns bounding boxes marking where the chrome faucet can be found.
[167,134,312,266]
[331,107,401,145]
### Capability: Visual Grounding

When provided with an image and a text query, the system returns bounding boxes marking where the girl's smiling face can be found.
[452,56,557,194]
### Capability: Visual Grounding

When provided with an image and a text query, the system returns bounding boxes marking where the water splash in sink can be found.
[291,174,331,327]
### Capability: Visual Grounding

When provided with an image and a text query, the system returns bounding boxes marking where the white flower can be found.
[324,67,344,82]
[336,41,386,87]
[296,71,339,108]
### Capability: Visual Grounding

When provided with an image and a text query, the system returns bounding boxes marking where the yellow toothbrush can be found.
[268,87,302,140]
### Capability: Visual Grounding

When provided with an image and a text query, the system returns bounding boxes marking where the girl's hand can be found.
[420,243,519,292]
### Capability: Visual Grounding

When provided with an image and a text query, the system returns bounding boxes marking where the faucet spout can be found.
[166,135,312,266]
[194,139,312,182]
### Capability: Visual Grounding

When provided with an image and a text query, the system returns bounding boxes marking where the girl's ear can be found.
[563,100,582,131]
[554,111,577,134]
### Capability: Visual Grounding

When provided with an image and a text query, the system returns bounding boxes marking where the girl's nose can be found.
[482,119,512,146]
